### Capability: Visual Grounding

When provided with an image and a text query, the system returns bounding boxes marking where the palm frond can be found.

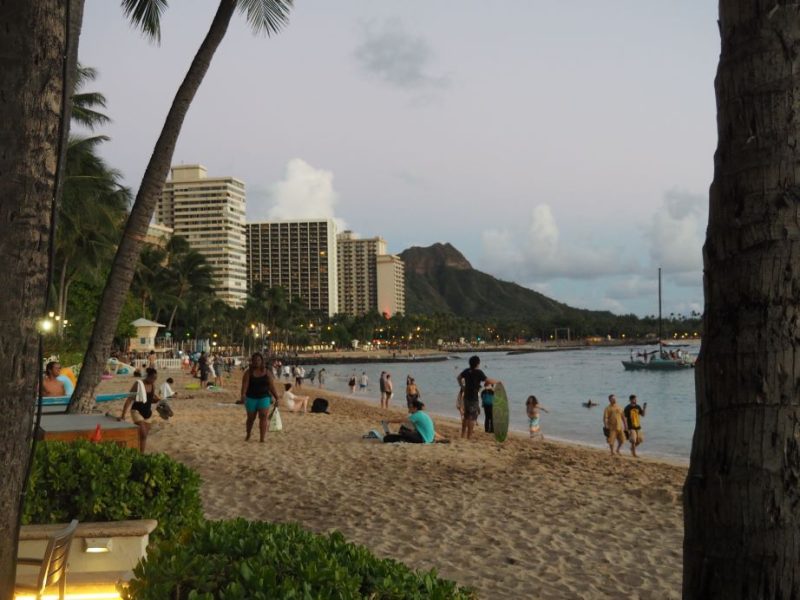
[73,92,111,129]
[238,0,293,35]
[120,0,167,43]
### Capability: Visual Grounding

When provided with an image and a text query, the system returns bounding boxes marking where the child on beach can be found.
[526,395,548,440]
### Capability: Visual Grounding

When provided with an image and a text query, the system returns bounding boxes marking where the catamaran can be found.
[622,268,695,371]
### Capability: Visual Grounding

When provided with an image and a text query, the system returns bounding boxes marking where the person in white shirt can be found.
[282,383,309,413]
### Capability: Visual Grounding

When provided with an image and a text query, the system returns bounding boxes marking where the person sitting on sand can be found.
[383,400,446,444]
[118,367,161,452]
[526,395,548,440]
[240,352,281,442]
[42,361,66,397]
[282,383,309,413]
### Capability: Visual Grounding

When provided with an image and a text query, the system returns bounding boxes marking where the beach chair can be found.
[15,519,78,600]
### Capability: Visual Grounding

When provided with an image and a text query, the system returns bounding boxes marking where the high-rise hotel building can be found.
[336,231,406,317]
[336,231,386,316]
[157,165,248,306]
[376,254,406,317]
[246,219,339,317]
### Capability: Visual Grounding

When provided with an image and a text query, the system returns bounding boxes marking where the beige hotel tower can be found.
[157,165,248,306]
[337,231,406,317]
[246,219,339,317]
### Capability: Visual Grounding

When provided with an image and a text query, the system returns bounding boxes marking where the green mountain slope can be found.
[400,243,616,323]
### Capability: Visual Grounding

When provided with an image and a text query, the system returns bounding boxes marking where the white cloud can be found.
[354,19,448,91]
[648,189,707,273]
[247,159,347,229]
[480,204,637,281]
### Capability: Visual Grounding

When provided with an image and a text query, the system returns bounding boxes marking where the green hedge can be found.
[124,518,475,599]
[23,440,203,543]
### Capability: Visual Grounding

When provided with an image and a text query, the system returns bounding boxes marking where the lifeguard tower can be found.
[129,318,164,352]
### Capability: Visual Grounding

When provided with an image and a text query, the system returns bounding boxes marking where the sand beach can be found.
[97,370,685,599]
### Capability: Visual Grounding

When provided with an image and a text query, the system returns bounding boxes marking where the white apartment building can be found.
[157,164,248,306]
[376,254,406,317]
[246,219,339,317]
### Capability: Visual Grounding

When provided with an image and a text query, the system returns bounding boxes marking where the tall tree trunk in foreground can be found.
[0,0,83,596]
[70,0,237,412]
[684,3,800,598]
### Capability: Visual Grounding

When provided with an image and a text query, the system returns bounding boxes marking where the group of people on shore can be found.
[602,393,647,457]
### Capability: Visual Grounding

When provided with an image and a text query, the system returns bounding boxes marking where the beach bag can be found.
[269,407,283,432]
[311,398,329,414]
[156,401,174,420]
[603,427,610,438]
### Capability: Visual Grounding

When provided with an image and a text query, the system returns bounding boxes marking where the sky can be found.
[79,0,719,317]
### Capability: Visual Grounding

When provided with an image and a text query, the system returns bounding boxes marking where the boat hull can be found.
[622,359,694,371]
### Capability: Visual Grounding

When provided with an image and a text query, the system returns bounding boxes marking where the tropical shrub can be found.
[23,440,202,543]
[124,518,475,599]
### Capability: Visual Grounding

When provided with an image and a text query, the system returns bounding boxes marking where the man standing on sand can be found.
[623,394,647,457]
[457,356,498,439]
[379,371,386,405]
[603,394,627,455]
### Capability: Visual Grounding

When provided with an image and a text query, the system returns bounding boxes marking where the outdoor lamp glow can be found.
[38,318,54,333]
[84,537,113,553]
[48,311,55,318]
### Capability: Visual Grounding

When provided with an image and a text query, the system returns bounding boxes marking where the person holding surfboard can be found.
[456,356,499,439]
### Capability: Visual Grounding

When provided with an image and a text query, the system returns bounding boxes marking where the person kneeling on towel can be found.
[383,400,445,444]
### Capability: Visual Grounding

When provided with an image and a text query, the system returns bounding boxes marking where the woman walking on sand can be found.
[240,352,280,442]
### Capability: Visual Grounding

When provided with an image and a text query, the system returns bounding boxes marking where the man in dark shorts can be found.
[198,351,209,389]
[457,355,498,439]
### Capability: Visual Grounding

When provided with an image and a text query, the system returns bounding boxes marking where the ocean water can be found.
[310,346,697,461]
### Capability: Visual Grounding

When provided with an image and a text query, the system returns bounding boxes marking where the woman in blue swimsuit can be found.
[240,353,280,442]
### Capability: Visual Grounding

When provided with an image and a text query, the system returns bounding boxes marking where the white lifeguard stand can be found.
[129,318,164,352]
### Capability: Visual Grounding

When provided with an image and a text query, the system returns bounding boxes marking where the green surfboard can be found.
[493,382,510,442]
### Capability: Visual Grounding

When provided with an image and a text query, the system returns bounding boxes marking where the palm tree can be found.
[131,244,167,319]
[165,247,215,332]
[683,3,800,597]
[70,0,293,412]
[0,0,85,589]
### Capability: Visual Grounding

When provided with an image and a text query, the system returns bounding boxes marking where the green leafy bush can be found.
[23,440,203,543]
[124,518,475,599]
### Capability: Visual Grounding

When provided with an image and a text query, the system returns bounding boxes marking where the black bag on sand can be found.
[311,398,329,414]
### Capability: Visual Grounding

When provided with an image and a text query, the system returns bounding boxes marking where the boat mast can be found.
[658,267,662,346]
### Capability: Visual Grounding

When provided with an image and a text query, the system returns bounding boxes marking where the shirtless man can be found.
[42,362,66,397]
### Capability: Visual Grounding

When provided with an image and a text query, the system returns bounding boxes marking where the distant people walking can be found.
[308,368,316,385]
[213,355,224,387]
[240,352,280,443]
[318,368,326,388]
[198,352,209,389]
[603,394,627,455]
[405,376,420,409]
[457,356,498,439]
[348,373,357,393]
[147,350,157,369]
[623,394,647,457]
[359,371,369,391]
[481,383,495,433]
[383,374,394,409]
[526,395,548,440]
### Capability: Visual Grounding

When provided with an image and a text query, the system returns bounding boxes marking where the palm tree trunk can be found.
[70,0,237,412]
[167,303,179,333]
[683,3,800,598]
[0,0,83,595]
[57,259,69,335]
